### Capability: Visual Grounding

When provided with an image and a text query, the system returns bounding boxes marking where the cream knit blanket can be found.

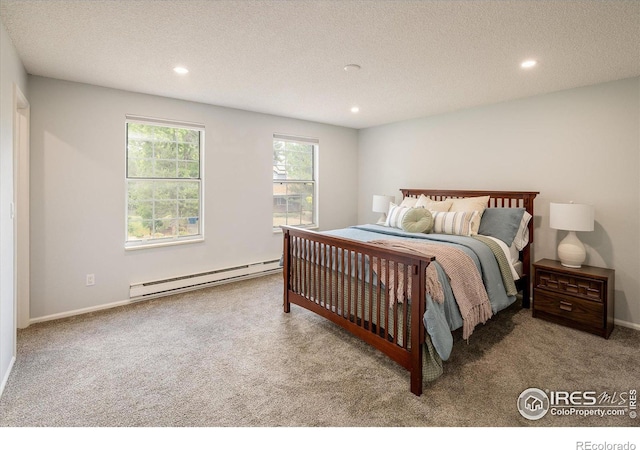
[370,239,493,340]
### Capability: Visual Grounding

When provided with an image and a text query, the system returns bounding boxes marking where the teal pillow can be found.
[477,208,525,246]
[401,207,434,233]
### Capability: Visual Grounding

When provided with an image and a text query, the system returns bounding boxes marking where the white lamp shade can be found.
[549,202,594,232]
[372,195,394,213]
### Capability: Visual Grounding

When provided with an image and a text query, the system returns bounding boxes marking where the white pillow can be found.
[384,203,408,228]
[399,197,418,208]
[449,195,490,234]
[431,211,479,236]
[414,194,453,212]
[449,195,491,215]
[513,211,532,251]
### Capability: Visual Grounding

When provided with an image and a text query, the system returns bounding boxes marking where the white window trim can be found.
[125,115,205,249]
[125,236,205,251]
[272,133,319,232]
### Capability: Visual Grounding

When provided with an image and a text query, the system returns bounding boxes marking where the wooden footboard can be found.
[282,226,434,396]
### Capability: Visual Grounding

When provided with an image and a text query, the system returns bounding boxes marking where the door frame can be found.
[13,84,30,330]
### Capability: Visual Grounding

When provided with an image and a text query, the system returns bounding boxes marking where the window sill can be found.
[273,226,318,234]
[125,236,204,251]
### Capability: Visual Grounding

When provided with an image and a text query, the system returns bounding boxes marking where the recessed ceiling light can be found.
[344,64,361,72]
[351,106,360,113]
[173,66,189,75]
[520,59,537,69]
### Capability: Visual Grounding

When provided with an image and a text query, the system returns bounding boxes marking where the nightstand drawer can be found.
[533,290,604,328]
[535,269,605,303]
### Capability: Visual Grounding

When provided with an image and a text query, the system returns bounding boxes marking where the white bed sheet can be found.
[481,235,521,281]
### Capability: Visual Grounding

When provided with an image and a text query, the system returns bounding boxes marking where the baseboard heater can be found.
[129,259,282,299]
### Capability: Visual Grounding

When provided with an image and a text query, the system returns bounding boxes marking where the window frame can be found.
[124,115,205,250]
[272,133,318,232]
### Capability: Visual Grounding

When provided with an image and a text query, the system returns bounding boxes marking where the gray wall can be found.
[0,20,28,392]
[28,76,358,319]
[358,77,640,328]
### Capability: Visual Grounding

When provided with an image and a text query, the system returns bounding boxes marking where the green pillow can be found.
[401,207,434,233]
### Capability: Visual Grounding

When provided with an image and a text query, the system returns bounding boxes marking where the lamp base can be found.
[557,231,586,268]
[376,213,387,225]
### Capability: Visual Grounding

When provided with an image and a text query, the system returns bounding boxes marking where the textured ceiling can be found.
[1,0,639,129]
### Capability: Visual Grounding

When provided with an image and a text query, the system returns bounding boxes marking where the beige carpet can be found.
[0,273,638,429]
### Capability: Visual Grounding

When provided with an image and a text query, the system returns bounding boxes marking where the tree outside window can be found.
[126,119,203,247]
[273,135,317,230]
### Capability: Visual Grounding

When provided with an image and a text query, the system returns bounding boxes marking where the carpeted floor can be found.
[0,273,638,428]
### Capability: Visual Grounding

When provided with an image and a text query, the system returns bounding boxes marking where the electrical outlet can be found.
[86,273,95,286]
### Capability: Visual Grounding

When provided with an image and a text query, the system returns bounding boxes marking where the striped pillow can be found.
[432,211,480,236]
[385,203,410,229]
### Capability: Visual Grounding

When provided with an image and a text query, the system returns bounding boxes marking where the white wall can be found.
[0,20,28,393]
[358,77,640,328]
[29,76,358,319]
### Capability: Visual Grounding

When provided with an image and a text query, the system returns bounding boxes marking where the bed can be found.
[281,189,538,396]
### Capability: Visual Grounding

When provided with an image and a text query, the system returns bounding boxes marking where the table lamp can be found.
[372,195,394,224]
[549,202,594,268]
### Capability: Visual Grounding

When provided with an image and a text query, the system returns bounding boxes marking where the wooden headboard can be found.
[400,189,539,306]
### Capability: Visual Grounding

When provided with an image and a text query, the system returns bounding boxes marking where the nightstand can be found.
[532,259,614,338]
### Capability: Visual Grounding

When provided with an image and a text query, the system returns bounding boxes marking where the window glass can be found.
[273,136,317,230]
[126,120,203,247]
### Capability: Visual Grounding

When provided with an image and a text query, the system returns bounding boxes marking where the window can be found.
[125,116,204,248]
[272,134,317,230]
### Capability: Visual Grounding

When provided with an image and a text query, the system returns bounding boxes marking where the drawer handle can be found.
[559,301,572,312]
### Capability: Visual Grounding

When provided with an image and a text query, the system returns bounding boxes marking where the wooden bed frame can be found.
[282,189,538,395]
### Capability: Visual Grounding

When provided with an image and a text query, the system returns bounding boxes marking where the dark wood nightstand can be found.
[532,259,615,338]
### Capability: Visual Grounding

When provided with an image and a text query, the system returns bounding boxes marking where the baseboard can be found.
[614,318,640,331]
[0,356,16,399]
[30,298,138,324]
[29,269,282,325]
